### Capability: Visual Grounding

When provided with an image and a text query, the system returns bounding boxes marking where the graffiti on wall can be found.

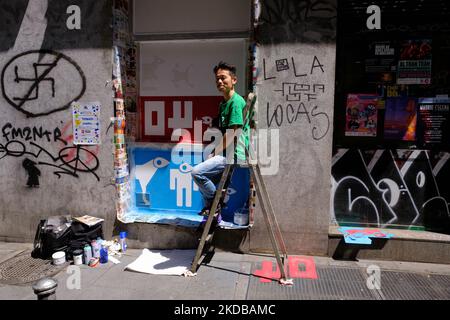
[0,0,104,184]
[0,122,100,181]
[255,0,337,44]
[1,49,86,118]
[331,149,450,233]
[261,55,330,141]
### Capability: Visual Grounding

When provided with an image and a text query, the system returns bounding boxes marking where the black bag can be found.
[67,221,104,259]
[31,216,104,260]
[31,217,72,259]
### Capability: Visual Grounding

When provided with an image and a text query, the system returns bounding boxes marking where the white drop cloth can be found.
[124,249,195,275]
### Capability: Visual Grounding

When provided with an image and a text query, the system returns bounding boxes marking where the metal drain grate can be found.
[0,251,68,286]
[247,263,378,300]
[247,262,450,300]
[378,271,450,300]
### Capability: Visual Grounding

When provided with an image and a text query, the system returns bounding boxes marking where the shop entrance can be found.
[332,0,450,233]
[122,0,253,227]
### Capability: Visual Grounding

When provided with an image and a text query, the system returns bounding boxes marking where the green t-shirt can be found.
[218,92,249,161]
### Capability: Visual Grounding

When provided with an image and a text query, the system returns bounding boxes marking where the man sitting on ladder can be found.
[188,62,292,285]
[191,61,249,222]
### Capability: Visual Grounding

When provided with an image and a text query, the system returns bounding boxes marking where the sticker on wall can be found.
[72,101,101,145]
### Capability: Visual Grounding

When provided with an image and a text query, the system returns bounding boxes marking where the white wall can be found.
[133,0,251,35]
[139,39,248,96]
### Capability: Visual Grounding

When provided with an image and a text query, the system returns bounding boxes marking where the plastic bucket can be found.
[52,251,66,265]
[233,212,249,226]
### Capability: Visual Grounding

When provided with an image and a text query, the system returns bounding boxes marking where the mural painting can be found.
[122,145,250,228]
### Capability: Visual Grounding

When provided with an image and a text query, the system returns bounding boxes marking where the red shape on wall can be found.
[253,256,318,283]
[139,96,222,143]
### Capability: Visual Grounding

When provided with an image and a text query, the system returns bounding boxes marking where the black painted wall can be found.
[0,0,112,52]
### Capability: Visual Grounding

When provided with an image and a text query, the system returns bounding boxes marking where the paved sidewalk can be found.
[0,242,450,300]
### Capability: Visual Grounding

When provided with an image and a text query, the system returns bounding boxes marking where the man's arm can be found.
[213,125,242,158]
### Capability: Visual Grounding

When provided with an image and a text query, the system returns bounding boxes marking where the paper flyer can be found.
[384,97,417,141]
[365,41,397,84]
[345,94,380,137]
[72,101,101,145]
[416,97,450,146]
[397,39,432,85]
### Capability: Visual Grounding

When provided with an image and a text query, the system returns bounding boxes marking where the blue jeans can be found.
[191,155,227,207]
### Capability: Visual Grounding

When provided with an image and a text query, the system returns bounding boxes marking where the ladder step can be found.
[205,234,213,243]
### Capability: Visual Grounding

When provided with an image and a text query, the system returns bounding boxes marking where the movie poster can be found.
[345,94,379,137]
[384,97,417,141]
[397,39,432,85]
[416,97,450,146]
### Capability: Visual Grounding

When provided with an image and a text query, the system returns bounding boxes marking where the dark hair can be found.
[213,61,236,77]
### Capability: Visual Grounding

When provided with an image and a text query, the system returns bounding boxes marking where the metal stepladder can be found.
[184,93,293,285]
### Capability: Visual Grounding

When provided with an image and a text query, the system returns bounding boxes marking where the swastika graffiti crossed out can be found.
[1,49,86,118]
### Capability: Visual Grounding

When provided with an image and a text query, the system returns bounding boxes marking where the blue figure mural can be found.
[125,145,250,228]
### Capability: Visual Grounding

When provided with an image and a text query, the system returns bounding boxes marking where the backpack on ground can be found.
[31,215,104,260]
[31,216,72,259]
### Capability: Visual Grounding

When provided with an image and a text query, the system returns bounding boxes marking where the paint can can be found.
[52,251,66,265]
[73,249,83,265]
[234,212,249,226]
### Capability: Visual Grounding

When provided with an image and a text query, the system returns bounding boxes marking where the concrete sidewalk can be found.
[0,242,450,300]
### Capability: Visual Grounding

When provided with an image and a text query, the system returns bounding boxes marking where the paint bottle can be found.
[91,240,100,258]
[100,245,108,264]
[83,244,92,265]
[119,231,127,252]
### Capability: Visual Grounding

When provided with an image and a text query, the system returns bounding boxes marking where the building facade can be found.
[1,0,449,263]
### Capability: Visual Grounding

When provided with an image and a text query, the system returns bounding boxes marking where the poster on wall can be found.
[416,97,450,147]
[345,94,379,137]
[365,41,397,84]
[384,97,417,141]
[72,101,101,145]
[397,39,432,85]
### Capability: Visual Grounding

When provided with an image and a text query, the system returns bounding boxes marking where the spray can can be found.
[83,244,92,265]
[100,245,108,264]
[119,231,127,252]
[91,240,100,258]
